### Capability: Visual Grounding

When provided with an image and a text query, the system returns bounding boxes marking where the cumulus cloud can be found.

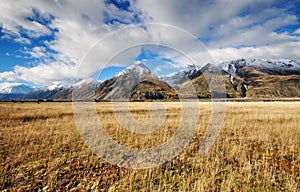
[135,0,277,36]
[0,0,107,84]
[294,28,300,34]
[0,82,23,92]
[208,13,299,48]
[23,46,48,58]
[0,1,53,43]
[210,41,300,63]
[0,0,299,85]
[0,62,78,85]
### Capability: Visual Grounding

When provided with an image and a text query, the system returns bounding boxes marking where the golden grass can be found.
[0,101,299,191]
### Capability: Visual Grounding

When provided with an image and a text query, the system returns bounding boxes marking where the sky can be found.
[0,0,300,87]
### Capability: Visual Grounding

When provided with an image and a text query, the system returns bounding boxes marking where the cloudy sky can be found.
[0,0,300,87]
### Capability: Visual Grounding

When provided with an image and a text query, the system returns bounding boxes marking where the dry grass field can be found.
[0,101,299,191]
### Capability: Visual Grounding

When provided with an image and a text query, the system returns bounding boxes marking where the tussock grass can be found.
[0,102,299,191]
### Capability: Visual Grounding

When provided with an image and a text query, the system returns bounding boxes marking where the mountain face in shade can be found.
[95,62,178,100]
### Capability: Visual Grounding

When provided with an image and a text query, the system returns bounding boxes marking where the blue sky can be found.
[0,0,300,87]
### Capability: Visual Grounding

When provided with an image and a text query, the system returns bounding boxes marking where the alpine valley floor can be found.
[0,102,299,191]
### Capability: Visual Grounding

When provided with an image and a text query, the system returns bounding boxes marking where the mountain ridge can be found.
[0,83,34,100]
[2,59,300,100]
[94,62,177,101]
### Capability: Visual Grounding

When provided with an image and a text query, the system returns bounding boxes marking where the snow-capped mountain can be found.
[23,79,100,100]
[0,83,34,94]
[220,59,300,76]
[214,58,300,98]
[95,62,154,100]
[71,78,100,100]
[35,81,66,92]
[2,58,300,101]
[116,62,151,80]
[0,83,34,100]
[23,82,66,100]
[160,64,202,88]
[95,62,177,100]
[72,78,100,88]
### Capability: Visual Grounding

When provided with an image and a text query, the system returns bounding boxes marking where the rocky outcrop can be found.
[130,79,178,100]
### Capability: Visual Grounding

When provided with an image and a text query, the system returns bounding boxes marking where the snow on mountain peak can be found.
[186,63,202,70]
[72,78,100,87]
[219,58,300,75]
[37,81,66,91]
[0,83,34,94]
[115,62,151,78]
[160,64,202,87]
[48,82,64,91]
[184,64,202,75]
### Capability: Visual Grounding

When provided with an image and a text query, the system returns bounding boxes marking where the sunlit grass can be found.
[0,102,299,191]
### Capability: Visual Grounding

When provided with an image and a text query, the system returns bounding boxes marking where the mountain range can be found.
[0,83,34,100]
[1,59,300,101]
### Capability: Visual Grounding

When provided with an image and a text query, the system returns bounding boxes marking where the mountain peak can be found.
[96,62,154,100]
[134,61,148,68]
[45,82,65,91]
[116,62,151,78]
[185,63,202,71]
[0,83,34,94]
[219,58,300,76]
[160,64,202,88]
[73,78,100,87]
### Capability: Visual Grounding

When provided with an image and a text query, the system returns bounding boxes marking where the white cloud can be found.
[0,0,299,85]
[23,46,47,58]
[0,62,78,85]
[294,28,300,34]
[0,1,53,43]
[210,41,300,63]
[152,66,162,74]
[208,12,298,48]
[134,0,277,36]
[0,71,19,82]
[0,0,107,84]
[0,82,21,91]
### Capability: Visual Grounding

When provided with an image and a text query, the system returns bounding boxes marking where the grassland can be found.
[0,101,299,191]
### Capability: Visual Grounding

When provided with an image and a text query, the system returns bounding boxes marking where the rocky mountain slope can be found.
[0,83,34,100]
[1,59,300,100]
[95,62,177,100]
[130,78,178,100]
[161,59,300,98]
[218,59,300,98]
[160,64,202,88]
[220,59,300,76]
[23,79,98,100]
